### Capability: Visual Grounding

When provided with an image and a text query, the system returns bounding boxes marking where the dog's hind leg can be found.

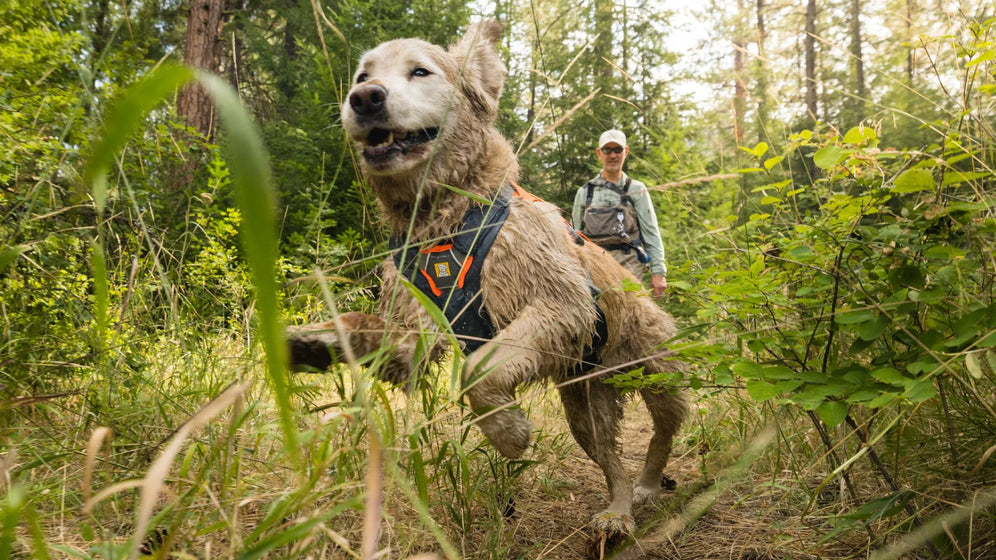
[557,380,634,533]
[633,387,686,505]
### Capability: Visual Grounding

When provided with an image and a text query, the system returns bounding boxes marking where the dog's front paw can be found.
[590,509,635,535]
[287,312,388,372]
[477,408,532,458]
[287,332,338,372]
[632,483,661,506]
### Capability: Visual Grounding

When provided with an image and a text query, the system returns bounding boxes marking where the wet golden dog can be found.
[288,20,686,533]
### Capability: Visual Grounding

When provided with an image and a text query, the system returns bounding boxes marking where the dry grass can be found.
[425,387,994,560]
[9,340,994,560]
[492,393,858,560]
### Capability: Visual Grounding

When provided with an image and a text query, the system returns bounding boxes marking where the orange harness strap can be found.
[509,181,594,244]
[510,181,543,203]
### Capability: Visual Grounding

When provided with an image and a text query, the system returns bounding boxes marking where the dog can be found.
[287,20,686,534]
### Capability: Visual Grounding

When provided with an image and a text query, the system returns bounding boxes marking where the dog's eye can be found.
[411,67,431,78]
[356,72,369,84]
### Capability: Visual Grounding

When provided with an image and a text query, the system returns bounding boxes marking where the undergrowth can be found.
[1,10,995,560]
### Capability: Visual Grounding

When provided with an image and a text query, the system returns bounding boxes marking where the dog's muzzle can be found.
[346,83,441,165]
[349,83,387,118]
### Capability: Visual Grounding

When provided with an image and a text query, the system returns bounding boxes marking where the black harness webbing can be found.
[390,186,513,353]
[391,184,609,370]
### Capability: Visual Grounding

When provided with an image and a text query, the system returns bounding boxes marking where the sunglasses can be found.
[601,146,625,155]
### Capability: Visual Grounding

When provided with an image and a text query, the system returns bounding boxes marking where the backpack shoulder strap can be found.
[585,181,595,206]
[618,176,634,205]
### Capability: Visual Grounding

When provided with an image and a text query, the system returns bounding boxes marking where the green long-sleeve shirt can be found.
[571,173,667,276]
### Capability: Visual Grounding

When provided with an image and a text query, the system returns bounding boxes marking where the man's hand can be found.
[650,274,667,298]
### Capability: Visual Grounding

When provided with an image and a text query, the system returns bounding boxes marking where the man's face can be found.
[597,142,628,174]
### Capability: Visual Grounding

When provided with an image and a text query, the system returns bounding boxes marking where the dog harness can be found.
[391,183,608,368]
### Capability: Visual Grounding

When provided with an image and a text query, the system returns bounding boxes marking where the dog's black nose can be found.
[349,84,387,117]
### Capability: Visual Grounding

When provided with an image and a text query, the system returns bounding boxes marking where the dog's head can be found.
[341,21,506,180]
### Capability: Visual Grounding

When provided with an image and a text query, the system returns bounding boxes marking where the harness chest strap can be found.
[391,183,608,365]
[413,243,474,297]
[390,185,514,353]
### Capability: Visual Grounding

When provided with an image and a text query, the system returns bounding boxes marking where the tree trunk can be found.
[84,0,112,112]
[906,0,915,85]
[755,0,769,143]
[592,0,614,121]
[734,44,746,145]
[90,0,110,75]
[804,0,818,120]
[621,0,629,79]
[177,0,227,138]
[733,0,746,145]
[849,0,866,123]
[277,0,298,100]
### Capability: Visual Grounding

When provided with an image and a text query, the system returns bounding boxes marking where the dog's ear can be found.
[449,20,506,118]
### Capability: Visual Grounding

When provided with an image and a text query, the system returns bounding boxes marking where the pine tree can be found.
[178,0,228,138]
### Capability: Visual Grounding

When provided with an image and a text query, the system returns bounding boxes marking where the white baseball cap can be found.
[598,129,627,148]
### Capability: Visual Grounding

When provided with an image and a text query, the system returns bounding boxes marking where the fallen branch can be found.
[649,173,739,191]
[523,88,601,153]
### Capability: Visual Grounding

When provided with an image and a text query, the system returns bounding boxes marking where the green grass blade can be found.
[399,277,460,352]
[194,71,297,464]
[24,500,51,560]
[385,459,461,560]
[237,498,360,560]
[91,240,108,351]
[0,245,28,275]
[83,62,297,463]
[1,484,26,559]
[83,64,195,333]
[409,433,430,506]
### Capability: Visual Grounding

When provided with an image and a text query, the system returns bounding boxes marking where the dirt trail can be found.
[505,400,696,559]
[503,397,854,560]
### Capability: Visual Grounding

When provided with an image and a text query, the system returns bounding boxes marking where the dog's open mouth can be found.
[362,127,439,161]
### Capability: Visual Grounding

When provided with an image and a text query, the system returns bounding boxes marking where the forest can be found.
[1,0,994,558]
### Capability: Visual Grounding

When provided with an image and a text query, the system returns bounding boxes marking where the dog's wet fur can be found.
[288,20,687,534]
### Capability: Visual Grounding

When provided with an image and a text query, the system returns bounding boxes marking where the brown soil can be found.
[502,395,863,560]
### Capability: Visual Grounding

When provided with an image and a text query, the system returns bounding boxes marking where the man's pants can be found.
[608,247,646,279]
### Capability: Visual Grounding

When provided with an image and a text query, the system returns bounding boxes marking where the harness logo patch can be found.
[434,262,452,277]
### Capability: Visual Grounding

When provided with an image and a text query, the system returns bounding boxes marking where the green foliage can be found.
[184,155,252,326]
[2,1,995,557]
[631,16,996,551]
[821,490,918,543]
[0,0,86,188]
[680,119,996,415]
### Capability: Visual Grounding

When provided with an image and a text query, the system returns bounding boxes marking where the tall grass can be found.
[0,58,534,560]
[2,12,995,560]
